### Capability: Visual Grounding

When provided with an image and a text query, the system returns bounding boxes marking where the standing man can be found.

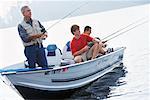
[18,6,48,68]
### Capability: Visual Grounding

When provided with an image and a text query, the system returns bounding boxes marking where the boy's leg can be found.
[99,42,106,54]
[86,43,99,60]
[74,55,83,63]
[91,43,100,59]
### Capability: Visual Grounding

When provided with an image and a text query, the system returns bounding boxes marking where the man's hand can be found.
[28,33,47,41]
[28,34,42,40]
[82,45,90,52]
[40,33,48,39]
[102,40,107,43]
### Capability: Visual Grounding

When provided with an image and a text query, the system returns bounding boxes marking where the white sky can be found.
[0,0,31,18]
[0,0,149,29]
[0,1,17,18]
[0,0,148,18]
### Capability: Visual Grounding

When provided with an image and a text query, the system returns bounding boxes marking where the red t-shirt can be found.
[71,34,93,54]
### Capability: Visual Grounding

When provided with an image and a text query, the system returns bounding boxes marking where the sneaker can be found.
[96,54,103,58]
[107,48,114,53]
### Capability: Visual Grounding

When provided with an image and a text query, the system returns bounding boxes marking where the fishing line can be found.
[45,2,88,31]
[101,16,148,41]
[105,20,148,42]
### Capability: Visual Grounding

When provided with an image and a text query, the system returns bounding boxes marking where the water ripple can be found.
[68,63,127,100]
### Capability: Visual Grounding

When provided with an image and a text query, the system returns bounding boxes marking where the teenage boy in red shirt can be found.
[70,25,104,63]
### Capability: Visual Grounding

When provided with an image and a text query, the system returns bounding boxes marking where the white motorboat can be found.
[0,46,125,99]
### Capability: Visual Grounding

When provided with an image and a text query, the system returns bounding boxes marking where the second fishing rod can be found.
[101,17,148,43]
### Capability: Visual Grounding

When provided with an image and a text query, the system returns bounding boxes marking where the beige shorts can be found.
[78,47,93,61]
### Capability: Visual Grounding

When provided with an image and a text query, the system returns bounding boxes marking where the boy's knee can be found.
[99,42,103,47]
[93,42,99,48]
[74,56,82,63]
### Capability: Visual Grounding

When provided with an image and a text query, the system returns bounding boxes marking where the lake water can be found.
[0,22,149,100]
[0,3,149,100]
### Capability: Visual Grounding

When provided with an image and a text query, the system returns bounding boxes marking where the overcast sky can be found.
[0,0,149,29]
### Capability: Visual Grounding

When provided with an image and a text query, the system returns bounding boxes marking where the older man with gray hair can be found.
[18,6,48,68]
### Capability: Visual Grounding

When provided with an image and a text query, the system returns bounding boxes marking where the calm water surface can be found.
[0,28,149,100]
[0,3,149,100]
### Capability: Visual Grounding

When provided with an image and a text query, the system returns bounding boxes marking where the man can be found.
[18,6,48,68]
[83,26,92,36]
[83,26,107,53]
[70,25,103,63]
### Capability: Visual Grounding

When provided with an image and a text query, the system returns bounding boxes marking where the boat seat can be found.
[61,41,75,65]
[46,44,62,66]
[62,41,74,60]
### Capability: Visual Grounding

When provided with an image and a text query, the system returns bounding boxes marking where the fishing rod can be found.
[105,20,148,42]
[101,16,148,41]
[45,2,88,31]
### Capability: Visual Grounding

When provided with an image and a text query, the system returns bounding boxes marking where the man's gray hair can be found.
[21,6,29,14]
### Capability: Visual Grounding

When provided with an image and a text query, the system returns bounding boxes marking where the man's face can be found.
[74,29,80,36]
[23,7,31,18]
[87,29,91,35]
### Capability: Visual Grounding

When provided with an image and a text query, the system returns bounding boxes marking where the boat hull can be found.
[14,85,78,99]
[1,47,125,99]
[14,61,123,99]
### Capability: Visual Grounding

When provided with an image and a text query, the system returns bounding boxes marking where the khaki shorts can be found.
[79,47,93,61]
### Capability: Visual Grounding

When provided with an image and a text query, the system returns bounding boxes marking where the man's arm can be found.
[18,24,30,42]
[18,24,44,42]
[73,46,89,57]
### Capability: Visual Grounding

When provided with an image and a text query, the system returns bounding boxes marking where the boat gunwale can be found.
[1,47,126,75]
